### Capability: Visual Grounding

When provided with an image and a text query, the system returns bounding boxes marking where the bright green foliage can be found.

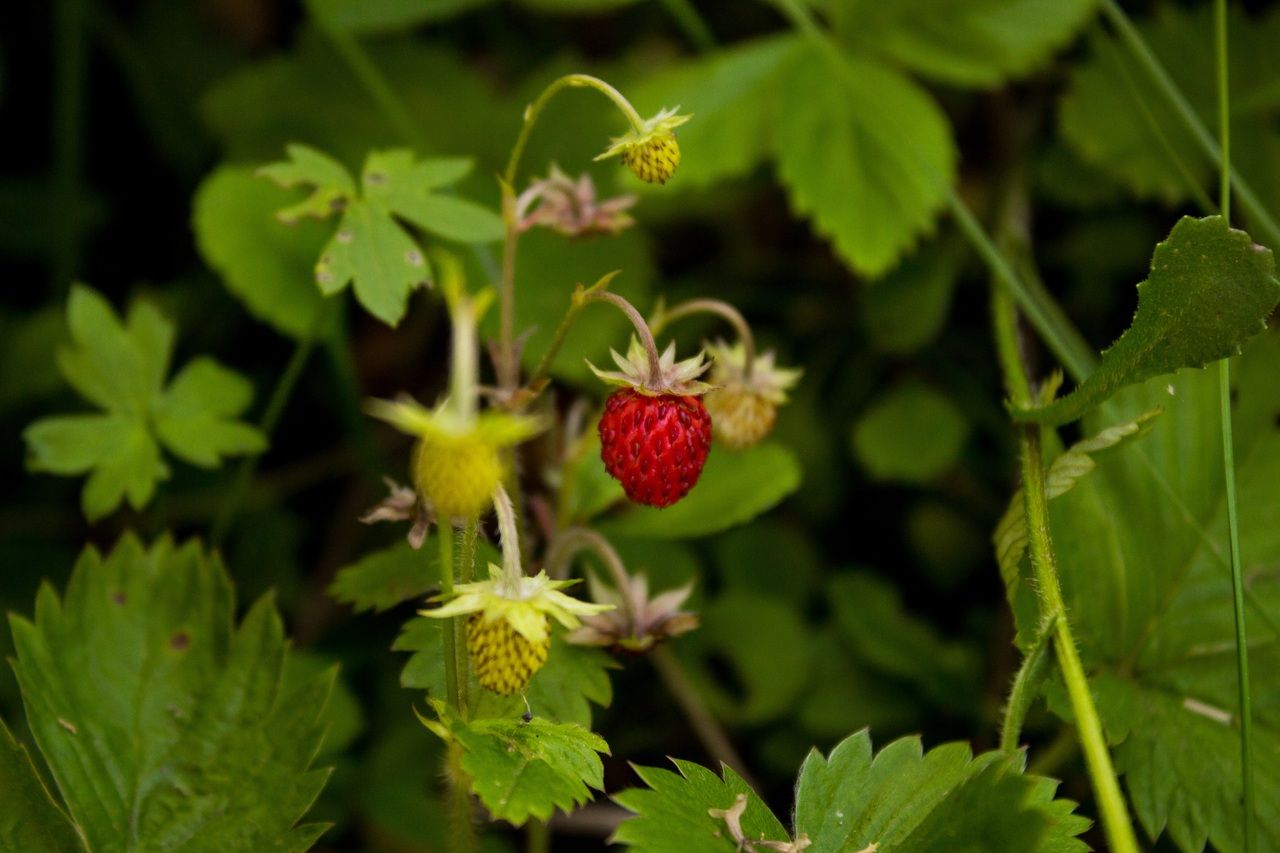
[861,240,960,354]
[330,540,436,614]
[598,443,800,539]
[852,382,969,482]
[994,408,1163,636]
[1013,217,1280,425]
[775,50,955,278]
[612,761,788,852]
[0,717,82,852]
[1060,4,1280,205]
[7,535,334,851]
[614,730,1088,852]
[259,144,501,325]
[625,36,799,189]
[833,0,1097,87]
[1014,332,1280,851]
[424,701,609,826]
[23,286,265,520]
[193,166,332,340]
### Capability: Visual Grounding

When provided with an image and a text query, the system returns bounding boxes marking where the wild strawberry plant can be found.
[3,1,1280,852]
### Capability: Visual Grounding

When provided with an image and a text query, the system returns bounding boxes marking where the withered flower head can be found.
[360,477,433,549]
[566,569,698,654]
[515,165,637,237]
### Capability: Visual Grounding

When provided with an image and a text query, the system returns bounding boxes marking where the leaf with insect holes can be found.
[7,535,334,851]
[259,144,501,325]
[613,729,1088,852]
[1012,217,1280,425]
[422,700,608,826]
[0,717,83,852]
[775,48,955,278]
[832,0,1098,88]
[23,286,265,521]
[1003,332,1280,851]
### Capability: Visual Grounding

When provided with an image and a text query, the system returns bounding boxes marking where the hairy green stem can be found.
[995,290,1139,853]
[545,526,638,628]
[1100,0,1280,249]
[1000,615,1056,754]
[580,290,664,385]
[446,741,478,853]
[439,528,462,713]
[1213,1,1256,847]
[651,298,756,379]
[526,818,551,853]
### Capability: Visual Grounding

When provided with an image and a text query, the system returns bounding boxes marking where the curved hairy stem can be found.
[1000,615,1056,754]
[544,526,637,627]
[651,298,757,379]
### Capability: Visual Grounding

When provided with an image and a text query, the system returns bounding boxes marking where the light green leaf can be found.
[775,49,955,277]
[793,732,1089,851]
[257,143,356,222]
[0,716,83,852]
[1013,217,1280,425]
[396,615,447,698]
[1009,331,1280,851]
[625,35,799,190]
[362,150,502,242]
[612,761,787,852]
[861,240,960,354]
[330,540,436,614]
[315,199,430,325]
[597,443,800,539]
[307,0,495,33]
[427,701,608,826]
[24,286,262,520]
[852,382,969,483]
[153,357,267,467]
[835,0,1097,87]
[192,166,332,339]
[8,535,333,851]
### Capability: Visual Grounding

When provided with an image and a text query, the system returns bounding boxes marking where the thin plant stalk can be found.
[439,527,462,713]
[1213,0,1256,847]
[651,298,757,379]
[999,615,1056,755]
[994,290,1139,853]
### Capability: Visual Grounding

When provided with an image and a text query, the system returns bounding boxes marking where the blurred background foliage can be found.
[2,0,1278,849]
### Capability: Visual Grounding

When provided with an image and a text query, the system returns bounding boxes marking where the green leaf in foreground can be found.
[7,535,333,850]
[613,729,1088,852]
[259,144,502,325]
[423,700,608,826]
[0,717,82,852]
[23,286,265,520]
[597,443,800,539]
[330,540,437,614]
[1012,216,1279,425]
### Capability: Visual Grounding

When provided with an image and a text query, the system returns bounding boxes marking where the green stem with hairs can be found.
[1000,615,1056,754]
[1213,0,1256,846]
[651,298,757,379]
[439,527,462,713]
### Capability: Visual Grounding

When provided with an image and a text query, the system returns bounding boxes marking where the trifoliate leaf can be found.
[1008,332,1280,851]
[852,382,969,483]
[614,730,1088,852]
[611,761,787,852]
[625,35,799,190]
[1012,217,1280,425]
[775,48,955,277]
[330,540,437,614]
[192,166,332,340]
[597,443,800,539]
[834,0,1097,87]
[425,700,608,826]
[994,408,1163,632]
[7,535,333,850]
[0,717,82,852]
[23,286,265,521]
[260,144,501,325]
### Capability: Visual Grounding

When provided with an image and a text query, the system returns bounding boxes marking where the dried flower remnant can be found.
[516,165,637,237]
[360,477,433,549]
[567,570,698,654]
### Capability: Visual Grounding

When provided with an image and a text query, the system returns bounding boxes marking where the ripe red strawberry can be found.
[589,337,715,508]
[599,389,712,507]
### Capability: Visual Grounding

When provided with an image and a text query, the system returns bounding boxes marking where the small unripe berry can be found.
[413,431,502,520]
[467,613,551,695]
[622,131,681,184]
[705,386,777,450]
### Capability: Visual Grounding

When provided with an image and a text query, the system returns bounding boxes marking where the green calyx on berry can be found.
[594,107,692,185]
[586,337,713,397]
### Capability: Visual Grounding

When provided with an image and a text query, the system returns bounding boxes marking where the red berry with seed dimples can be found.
[599,389,712,507]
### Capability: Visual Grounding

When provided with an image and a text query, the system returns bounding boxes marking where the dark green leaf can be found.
[852,382,969,482]
[1013,217,1279,425]
[0,716,83,852]
[861,240,960,354]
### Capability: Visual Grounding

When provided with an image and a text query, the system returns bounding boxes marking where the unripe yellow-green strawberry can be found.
[427,563,613,695]
[595,107,691,185]
[704,341,801,450]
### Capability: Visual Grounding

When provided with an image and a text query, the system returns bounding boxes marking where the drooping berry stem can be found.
[544,526,638,629]
[651,298,757,380]
[491,483,523,588]
[580,290,664,388]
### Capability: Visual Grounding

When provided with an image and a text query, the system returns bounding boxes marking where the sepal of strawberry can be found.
[586,337,713,396]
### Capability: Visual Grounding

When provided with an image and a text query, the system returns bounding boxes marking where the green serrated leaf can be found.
[8,535,333,850]
[597,443,800,539]
[1013,217,1280,425]
[192,166,333,340]
[525,628,615,727]
[331,540,437,614]
[428,701,608,826]
[258,143,356,222]
[852,381,969,483]
[0,716,83,852]
[362,150,502,243]
[775,48,955,277]
[316,200,430,325]
[24,287,262,521]
[834,0,1097,87]
[794,731,1089,851]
